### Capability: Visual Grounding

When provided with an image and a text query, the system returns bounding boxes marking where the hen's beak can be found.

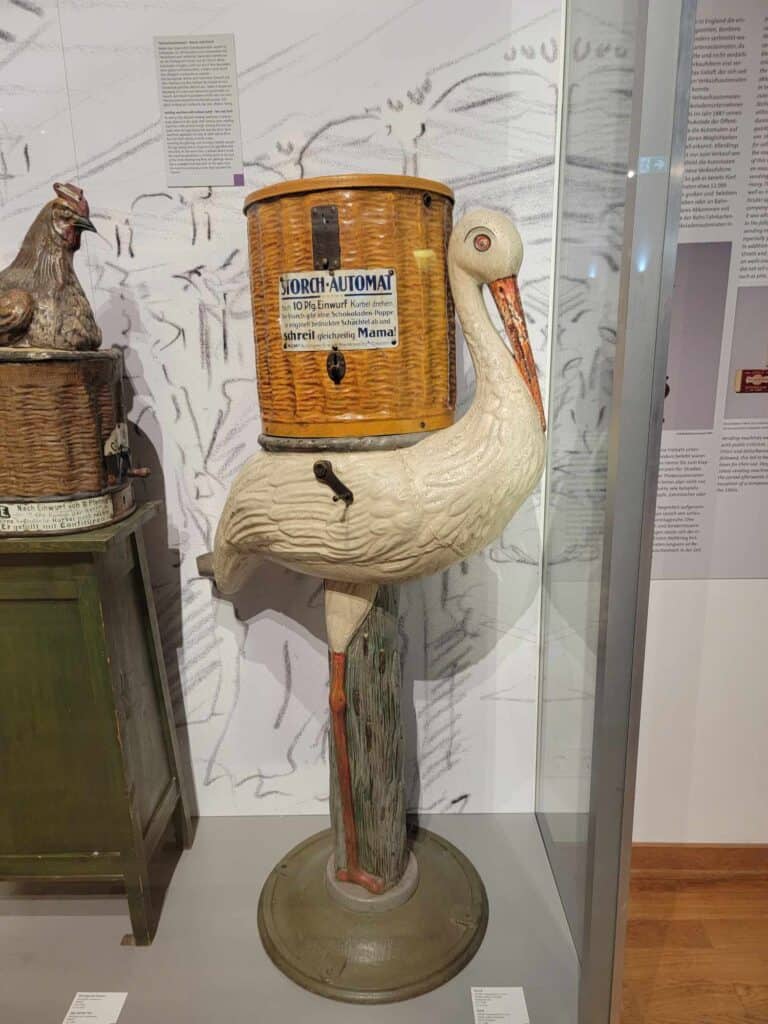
[489,275,546,432]
[74,214,96,233]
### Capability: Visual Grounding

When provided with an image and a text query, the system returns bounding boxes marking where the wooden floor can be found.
[622,846,768,1023]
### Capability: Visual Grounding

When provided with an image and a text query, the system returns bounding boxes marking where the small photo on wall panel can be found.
[663,241,731,432]
[725,286,768,418]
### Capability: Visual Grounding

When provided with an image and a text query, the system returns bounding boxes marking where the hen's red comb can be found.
[53,182,89,217]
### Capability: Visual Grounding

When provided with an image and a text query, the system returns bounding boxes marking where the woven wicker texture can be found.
[246,182,456,439]
[0,350,124,498]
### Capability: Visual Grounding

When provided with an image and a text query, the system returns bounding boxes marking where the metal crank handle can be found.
[313,460,354,506]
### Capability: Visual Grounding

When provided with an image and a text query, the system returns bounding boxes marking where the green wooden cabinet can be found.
[0,503,192,944]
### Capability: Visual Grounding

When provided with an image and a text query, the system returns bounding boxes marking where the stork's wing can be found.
[217,447,423,580]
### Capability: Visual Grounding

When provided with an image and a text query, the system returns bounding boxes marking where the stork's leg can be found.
[329,650,384,894]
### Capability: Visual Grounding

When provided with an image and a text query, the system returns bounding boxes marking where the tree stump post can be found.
[259,582,488,1000]
[328,584,408,890]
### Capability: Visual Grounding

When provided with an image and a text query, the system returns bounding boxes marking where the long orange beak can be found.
[489,275,546,432]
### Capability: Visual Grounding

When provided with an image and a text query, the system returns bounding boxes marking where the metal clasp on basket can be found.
[326,347,346,385]
[311,205,341,271]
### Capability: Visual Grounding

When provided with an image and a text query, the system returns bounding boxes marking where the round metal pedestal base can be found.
[257,826,488,1004]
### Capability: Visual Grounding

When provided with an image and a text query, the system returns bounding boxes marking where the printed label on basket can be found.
[279,268,398,351]
[471,987,530,1024]
[62,992,127,1024]
[0,495,114,533]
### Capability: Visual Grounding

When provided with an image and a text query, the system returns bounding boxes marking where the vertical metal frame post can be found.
[578,0,696,1020]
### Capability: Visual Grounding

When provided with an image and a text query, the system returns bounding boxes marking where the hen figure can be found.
[0,182,100,350]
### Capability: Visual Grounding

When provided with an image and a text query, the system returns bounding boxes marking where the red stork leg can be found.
[329,651,385,894]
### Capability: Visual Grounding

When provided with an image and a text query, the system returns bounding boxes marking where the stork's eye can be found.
[473,233,492,252]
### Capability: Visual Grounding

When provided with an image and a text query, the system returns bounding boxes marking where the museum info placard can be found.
[653,0,768,579]
[154,34,244,188]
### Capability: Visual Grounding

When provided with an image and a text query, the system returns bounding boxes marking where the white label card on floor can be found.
[62,992,127,1024]
[471,987,530,1024]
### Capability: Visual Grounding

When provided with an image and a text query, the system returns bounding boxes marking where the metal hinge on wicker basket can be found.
[0,183,148,535]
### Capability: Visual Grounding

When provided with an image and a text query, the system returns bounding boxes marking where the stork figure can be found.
[201,209,546,894]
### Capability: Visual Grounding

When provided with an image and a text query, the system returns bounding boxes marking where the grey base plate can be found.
[257,826,488,1004]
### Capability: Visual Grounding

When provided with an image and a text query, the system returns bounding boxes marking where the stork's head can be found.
[449,208,523,284]
[449,208,545,432]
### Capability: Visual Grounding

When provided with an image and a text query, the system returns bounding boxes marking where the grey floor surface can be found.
[0,814,578,1024]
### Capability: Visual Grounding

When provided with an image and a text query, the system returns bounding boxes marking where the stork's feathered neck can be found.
[449,267,530,417]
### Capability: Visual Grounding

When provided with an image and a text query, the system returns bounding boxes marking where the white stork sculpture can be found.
[202,209,546,892]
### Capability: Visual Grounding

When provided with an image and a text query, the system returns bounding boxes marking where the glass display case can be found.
[0,1,693,1022]
[539,1,694,1019]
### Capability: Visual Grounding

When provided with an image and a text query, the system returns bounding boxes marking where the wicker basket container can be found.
[244,174,456,446]
[0,349,135,535]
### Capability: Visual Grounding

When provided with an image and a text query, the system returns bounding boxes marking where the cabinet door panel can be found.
[0,584,124,854]
[110,560,173,833]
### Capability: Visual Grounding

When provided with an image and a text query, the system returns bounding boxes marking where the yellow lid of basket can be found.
[244,173,454,213]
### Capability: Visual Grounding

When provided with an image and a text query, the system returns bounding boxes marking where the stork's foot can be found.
[336,865,385,894]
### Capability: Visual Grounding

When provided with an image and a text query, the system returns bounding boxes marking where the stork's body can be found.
[212,210,545,594]
[205,209,546,893]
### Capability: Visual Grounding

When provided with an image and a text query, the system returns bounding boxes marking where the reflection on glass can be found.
[536,0,640,956]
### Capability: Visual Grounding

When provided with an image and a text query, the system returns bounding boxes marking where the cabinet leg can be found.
[173,793,194,850]
[124,862,155,946]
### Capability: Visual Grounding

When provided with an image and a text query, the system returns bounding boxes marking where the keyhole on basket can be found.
[327,347,346,385]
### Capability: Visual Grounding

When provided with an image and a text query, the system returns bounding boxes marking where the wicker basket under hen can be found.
[244,174,456,449]
[0,349,135,535]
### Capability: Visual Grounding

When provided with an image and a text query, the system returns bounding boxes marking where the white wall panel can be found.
[635,579,768,843]
[1,1,562,814]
